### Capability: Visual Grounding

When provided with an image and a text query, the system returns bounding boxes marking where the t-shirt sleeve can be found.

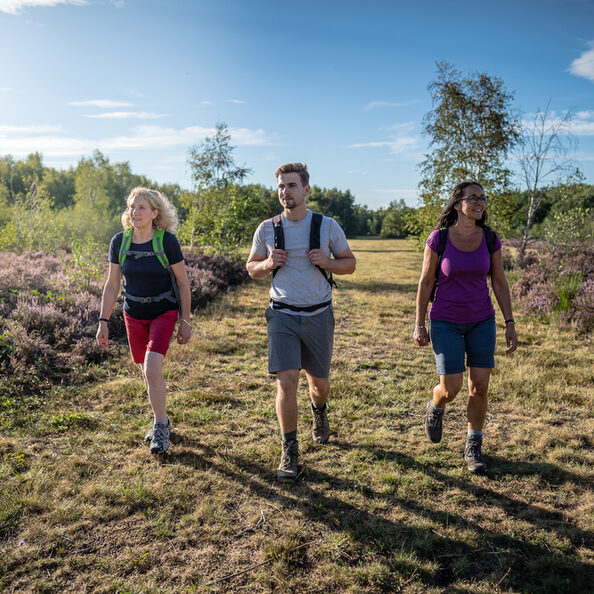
[329,219,350,255]
[426,229,440,253]
[108,232,123,264]
[249,221,267,258]
[165,232,184,265]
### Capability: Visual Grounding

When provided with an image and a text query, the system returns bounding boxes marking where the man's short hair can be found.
[275,162,309,187]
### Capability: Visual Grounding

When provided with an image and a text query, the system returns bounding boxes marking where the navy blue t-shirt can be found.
[109,230,184,320]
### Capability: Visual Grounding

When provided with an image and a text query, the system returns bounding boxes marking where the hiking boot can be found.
[144,419,172,444]
[144,425,154,444]
[277,439,299,482]
[149,419,170,454]
[465,434,487,473]
[425,401,444,443]
[311,402,330,444]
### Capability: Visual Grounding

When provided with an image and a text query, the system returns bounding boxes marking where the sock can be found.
[154,416,168,426]
[431,402,445,411]
[311,401,327,411]
[468,428,483,438]
[282,430,297,443]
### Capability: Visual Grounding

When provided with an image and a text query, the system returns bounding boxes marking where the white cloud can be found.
[363,100,418,112]
[201,101,213,105]
[0,123,277,157]
[349,135,420,154]
[68,99,133,108]
[84,111,167,120]
[0,124,64,134]
[569,42,594,82]
[0,0,86,15]
[228,99,246,104]
[0,87,14,92]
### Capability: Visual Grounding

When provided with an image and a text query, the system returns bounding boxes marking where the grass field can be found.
[1,239,593,593]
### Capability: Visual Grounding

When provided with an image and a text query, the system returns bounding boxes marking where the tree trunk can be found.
[519,191,537,267]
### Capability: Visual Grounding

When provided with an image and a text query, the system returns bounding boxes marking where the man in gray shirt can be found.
[247,163,356,482]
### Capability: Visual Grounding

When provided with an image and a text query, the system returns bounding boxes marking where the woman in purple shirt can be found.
[414,181,518,473]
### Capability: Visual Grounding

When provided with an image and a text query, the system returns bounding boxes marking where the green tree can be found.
[185,122,252,251]
[307,186,365,237]
[380,199,414,238]
[414,62,519,243]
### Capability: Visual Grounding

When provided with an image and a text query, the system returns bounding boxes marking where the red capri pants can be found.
[123,310,178,364]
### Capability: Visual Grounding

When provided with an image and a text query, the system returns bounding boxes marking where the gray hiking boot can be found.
[311,402,330,444]
[149,419,170,454]
[465,434,487,473]
[277,439,299,482]
[144,419,172,444]
[144,425,154,444]
[425,401,444,443]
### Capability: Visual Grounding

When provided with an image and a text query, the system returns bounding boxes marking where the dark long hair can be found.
[435,181,488,229]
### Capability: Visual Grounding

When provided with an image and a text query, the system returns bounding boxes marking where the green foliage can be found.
[544,207,594,256]
[184,122,253,251]
[415,62,518,242]
[188,122,251,190]
[62,236,105,291]
[308,186,370,237]
[379,199,414,238]
[554,273,583,313]
[179,187,260,255]
[0,152,178,251]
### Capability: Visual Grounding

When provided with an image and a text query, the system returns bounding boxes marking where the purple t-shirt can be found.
[427,229,501,324]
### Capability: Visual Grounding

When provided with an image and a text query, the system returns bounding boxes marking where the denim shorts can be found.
[429,316,496,375]
[265,306,335,378]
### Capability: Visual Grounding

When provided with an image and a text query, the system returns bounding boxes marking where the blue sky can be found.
[1,0,594,209]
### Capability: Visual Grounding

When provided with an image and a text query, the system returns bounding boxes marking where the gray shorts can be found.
[265,306,335,378]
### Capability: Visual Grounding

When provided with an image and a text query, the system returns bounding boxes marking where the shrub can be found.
[512,244,594,336]
[0,247,248,415]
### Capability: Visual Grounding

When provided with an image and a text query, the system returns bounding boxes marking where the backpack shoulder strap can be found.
[310,212,336,288]
[436,228,448,256]
[271,215,284,279]
[309,212,322,250]
[118,228,133,267]
[272,214,284,250]
[485,228,497,275]
[430,228,448,302]
[485,229,496,255]
[152,229,169,269]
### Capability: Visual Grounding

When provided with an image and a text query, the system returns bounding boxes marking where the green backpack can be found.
[118,228,180,306]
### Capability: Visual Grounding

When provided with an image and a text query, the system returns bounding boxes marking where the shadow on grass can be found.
[165,433,593,591]
[353,248,412,254]
[337,278,418,294]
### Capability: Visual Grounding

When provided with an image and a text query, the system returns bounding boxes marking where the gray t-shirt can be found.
[249,210,350,315]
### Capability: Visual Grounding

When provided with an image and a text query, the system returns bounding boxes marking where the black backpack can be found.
[272,212,336,287]
[430,227,497,302]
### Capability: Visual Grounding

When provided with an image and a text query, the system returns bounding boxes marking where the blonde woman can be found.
[96,187,191,454]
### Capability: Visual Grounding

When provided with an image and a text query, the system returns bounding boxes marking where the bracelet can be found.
[180,318,191,327]
[505,318,515,325]
[416,325,426,329]
[98,317,109,323]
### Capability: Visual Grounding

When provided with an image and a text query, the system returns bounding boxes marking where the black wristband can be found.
[505,318,515,325]
[98,317,109,323]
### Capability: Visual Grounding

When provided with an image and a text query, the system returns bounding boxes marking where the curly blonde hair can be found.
[121,187,179,233]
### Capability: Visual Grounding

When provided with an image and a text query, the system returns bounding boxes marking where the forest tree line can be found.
[0,149,592,255]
